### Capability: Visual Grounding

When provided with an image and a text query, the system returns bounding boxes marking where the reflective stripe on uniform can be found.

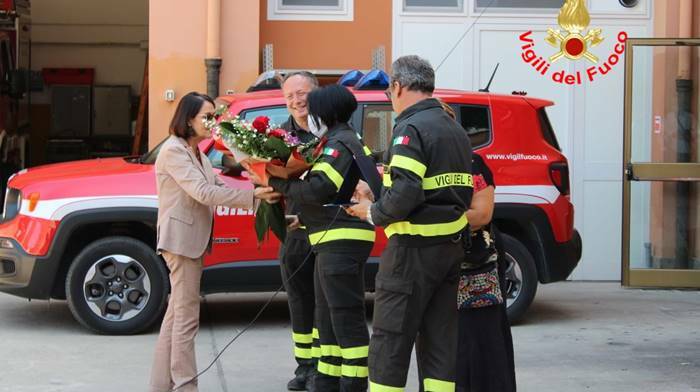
[422,173,473,190]
[370,381,405,392]
[320,344,342,357]
[312,328,320,339]
[341,345,369,360]
[384,215,467,238]
[317,362,368,379]
[294,346,312,359]
[312,162,344,190]
[363,145,372,156]
[318,361,342,377]
[383,173,392,187]
[423,378,455,392]
[311,346,321,358]
[292,332,313,344]
[308,228,376,245]
[389,155,427,178]
[342,364,369,378]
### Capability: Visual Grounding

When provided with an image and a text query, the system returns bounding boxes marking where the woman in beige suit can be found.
[149,92,278,392]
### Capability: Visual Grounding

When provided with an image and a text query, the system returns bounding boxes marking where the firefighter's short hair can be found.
[391,55,435,94]
[308,84,357,129]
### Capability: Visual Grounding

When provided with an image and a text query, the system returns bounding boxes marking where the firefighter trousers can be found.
[368,240,463,392]
[280,236,318,370]
[314,244,373,392]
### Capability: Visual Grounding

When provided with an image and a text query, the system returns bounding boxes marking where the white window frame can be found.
[473,0,564,15]
[267,0,354,21]
[401,0,466,15]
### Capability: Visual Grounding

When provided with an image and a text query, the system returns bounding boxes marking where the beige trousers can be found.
[149,251,203,392]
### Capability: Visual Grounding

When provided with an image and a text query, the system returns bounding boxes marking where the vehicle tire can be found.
[66,236,169,335]
[500,233,538,324]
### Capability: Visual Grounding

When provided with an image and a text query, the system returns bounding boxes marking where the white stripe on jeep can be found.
[20,196,158,221]
[18,185,560,222]
[495,185,561,204]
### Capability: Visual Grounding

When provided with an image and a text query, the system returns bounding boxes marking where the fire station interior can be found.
[0,0,148,201]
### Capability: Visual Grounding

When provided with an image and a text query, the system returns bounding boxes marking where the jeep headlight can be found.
[2,188,21,222]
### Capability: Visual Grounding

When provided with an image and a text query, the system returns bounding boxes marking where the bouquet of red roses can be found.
[205,112,321,245]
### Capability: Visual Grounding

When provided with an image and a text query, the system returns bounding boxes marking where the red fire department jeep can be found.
[0,86,581,334]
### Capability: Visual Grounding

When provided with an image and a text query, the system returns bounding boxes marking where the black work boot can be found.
[287,365,313,391]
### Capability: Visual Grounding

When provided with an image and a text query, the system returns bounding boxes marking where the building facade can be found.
[148,0,699,283]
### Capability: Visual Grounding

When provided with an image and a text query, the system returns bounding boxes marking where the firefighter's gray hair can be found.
[282,71,319,88]
[390,55,435,94]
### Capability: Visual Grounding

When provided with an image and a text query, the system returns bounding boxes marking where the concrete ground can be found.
[0,282,698,392]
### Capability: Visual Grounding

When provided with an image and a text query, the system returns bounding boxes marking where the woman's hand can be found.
[254,186,282,204]
[240,161,269,187]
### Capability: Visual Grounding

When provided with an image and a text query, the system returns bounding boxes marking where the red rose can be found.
[269,128,287,139]
[252,116,270,133]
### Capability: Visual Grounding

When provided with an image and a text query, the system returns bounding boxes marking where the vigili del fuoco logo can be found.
[519,0,628,85]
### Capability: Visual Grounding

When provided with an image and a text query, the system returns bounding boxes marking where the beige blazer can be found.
[155,135,254,259]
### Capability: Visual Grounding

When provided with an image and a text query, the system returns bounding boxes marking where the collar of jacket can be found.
[283,115,316,143]
[325,122,354,141]
[395,97,442,123]
[172,135,206,173]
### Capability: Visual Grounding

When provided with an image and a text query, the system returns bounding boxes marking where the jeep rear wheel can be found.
[66,236,168,334]
[501,233,538,324]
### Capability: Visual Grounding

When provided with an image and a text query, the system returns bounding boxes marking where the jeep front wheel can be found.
[500,233,538,324]
[66,236,169,334]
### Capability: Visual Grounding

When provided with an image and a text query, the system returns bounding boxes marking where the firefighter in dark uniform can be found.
[278,71,320,391]
[252,84,378,392]
[347,55,473,392]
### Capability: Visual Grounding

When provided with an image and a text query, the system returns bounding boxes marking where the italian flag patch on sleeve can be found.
[393,136,410,146]
[323,147,340,158]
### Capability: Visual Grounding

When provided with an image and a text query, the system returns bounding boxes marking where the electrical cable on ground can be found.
[170,207,344,392]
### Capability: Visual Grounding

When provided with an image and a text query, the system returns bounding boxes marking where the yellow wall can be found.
[259,0,392,70]
[148,0,260,148]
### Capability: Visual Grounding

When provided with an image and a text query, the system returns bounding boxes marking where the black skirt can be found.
[456,227,516,392]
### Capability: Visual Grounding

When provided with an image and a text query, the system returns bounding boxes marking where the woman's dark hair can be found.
[169,92,215,139]
[307,84,357,129]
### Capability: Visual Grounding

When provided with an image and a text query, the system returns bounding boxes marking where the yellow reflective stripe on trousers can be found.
[308,228,376,245]
[370,381,405,392]
[292,332,313,344]
[318,361,342,377]
[320,344,342,357]
[384,215,468,238]
[312,162,344,190]
[423,378,455,392]
[341,345,369,360]
[342,364,369,378]
[312,328,319,339]
[311,346,321,358]
[389,154,427,178]
[294,346,312,359]
[383,173,392,187]
[363,145,372,156]
[422,173,473,190]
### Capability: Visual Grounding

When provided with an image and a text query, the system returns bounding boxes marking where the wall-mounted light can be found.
[164,89,176,102]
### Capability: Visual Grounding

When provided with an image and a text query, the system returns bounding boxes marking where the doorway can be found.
[622,38,700,287]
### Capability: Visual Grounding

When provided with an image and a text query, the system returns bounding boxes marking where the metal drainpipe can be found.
[205,0,222,98]
[675,0,693,268]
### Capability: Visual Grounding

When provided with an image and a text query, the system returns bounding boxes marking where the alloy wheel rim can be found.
[504,252,523,308]
[82,255,152,322]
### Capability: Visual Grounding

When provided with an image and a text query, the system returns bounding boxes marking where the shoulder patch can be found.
[323,147,340,158]
[393,136,410,146]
